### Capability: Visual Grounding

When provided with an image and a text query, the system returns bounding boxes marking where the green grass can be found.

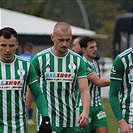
[27,100,118,133]
[102,100,118,133]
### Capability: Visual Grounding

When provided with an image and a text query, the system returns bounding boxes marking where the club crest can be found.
[68,63,76,70]
[17,69,25,76]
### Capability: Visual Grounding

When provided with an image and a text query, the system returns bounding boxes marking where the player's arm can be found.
[28,81,48,116]
[27,62,52,133]
[109,56,124,122]
[109,79,132,132]
[28,81,52,133]
[109,56,132,132]
[85,60,110,87]
[77,77,90,128]
[26,87,33,114]
[77,57,90,128]
[88,72,110,87]
[109,79,123,121]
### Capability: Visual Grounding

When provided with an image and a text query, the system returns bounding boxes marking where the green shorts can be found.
[52,126,77,133]
[76,105,108,132]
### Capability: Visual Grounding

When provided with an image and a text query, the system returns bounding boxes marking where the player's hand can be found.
[78,112,89,128]
[37,116,52,133]
[118,118,132,133]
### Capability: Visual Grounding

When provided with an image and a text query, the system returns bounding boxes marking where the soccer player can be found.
[27,21,90,133]
[0,27,52,133]
[77,37,109,133]
[109,47,133,133]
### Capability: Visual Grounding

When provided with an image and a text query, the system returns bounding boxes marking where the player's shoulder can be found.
[118,47,132,58]
[16,55,30,63]
[35,48,50,57]
[69,49,82,58]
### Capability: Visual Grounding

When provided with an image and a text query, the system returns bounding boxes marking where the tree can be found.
[0,0,132,57]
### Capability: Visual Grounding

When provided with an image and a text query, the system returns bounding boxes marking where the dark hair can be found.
[0,27,18,40]
[79,36,95,48]
[23,42,33,51]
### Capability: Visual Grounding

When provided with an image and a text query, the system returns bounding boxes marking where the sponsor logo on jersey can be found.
[129,65,133,83]
[45,72,75,82]
[0,80,23,90]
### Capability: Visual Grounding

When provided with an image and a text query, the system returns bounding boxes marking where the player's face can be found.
[0,35,18,63]
[72,38,81,53]
[84,41,97,59]
[51,30,72,56]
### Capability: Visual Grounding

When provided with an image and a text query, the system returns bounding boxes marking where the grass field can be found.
[27,100,118,133]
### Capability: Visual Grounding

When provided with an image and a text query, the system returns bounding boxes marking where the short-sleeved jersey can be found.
[0,55,38,133]
[31,48,87,127]
[110,47,133,127]
[83,56,101,106]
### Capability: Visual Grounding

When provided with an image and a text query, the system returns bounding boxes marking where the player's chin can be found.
[61,48,68,52]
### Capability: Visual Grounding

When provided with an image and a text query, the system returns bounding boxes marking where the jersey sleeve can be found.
[77,57,87,78]
[110,56,124,81]
[31,55,40,78]
[27,62,38,85]
[109,56,124,122]
[28,82,49,117]
[85,61,94,76]
[27,59,49,117]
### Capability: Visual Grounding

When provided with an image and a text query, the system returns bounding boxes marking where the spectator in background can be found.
[77,37,110,133]
[19,42,34,60]
[19,42,35,125]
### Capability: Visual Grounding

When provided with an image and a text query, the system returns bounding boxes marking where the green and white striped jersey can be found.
[0,55,38,133]
[110,47,133,128]
[31,48,87,127]
[83,56,101,106]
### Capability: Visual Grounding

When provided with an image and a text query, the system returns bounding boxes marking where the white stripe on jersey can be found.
[2,63,8,132]
[10,62,16,132]
[62,56,67,126]
[69,54,74,126]
[118,47,132,58]
[18,60,25,133]
[45,53,52,124]
[54,56,60,127]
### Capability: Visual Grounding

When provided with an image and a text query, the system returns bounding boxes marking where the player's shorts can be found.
[52,126,77,133]
[76,105,108,132]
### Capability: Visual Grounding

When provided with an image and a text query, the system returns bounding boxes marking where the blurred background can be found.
[1,0,133,132]
[0,0,133,57]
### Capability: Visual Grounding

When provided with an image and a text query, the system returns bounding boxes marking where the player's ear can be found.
[50,35,54,42]
[81,47,85,52]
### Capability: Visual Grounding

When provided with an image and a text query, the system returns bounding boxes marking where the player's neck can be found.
[84,55,94,62]
[51,46,68,57]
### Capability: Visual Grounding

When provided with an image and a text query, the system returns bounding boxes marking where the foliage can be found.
[0,0,133,57]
